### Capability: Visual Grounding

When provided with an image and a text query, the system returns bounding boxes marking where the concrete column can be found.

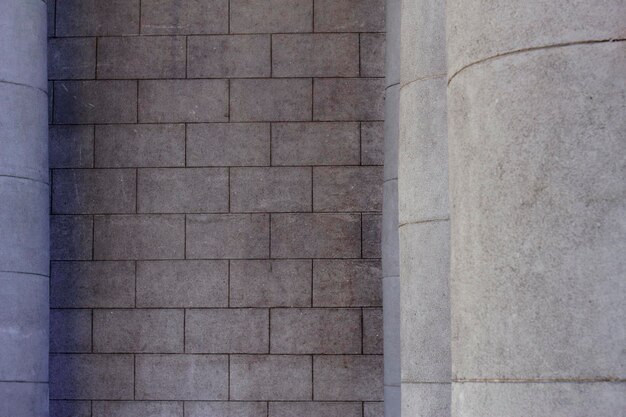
[398,0,450,415]
[0,0,49,416]
[447,1,626,416]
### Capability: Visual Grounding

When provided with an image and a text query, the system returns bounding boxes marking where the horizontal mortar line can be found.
[398,217,449,228]
[0,380,48,384]
[51,352,383,356]
[448,37,626,86]
[50,120,386,126]
[454,378,626,384]
[50,399,376,403]
[51,257,380,262]
[52,76,385,82]
[51,165,382,170]
[0,174,49,186]
[399,73,447,91]
[401,381,450,385]
[0,78,47,95]
[52,211,381,216]
[50,31,386,39]
[53,306,380,310]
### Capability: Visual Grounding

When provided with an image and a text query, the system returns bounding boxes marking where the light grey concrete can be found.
[402,383,450,417]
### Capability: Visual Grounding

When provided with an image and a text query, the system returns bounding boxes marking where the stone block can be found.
[269,402,362,417]
[313,166,382,212]
[271,213,361,258]
[363,308,383,354]
[94,215,185,260]
[272,34,359,77]
[54,81,137,124]
[313,355,383,400]
[188,35,270,78]
[95,124,185,168]
[49,354,134,399]
[186,214,269,259]
[383,84,399,181]
[364,402,384,417]
[56,0,140,36]
[230,260,311,307]
[137,168,228,213]
[231,167,311,212]
[49,125,94,169]
[50,261,135,308]
[48,0,56,36]
[135,354,228,400]
[97,36,186,79]
[271,122,360,166]
[48,37,96,79]
[141,0,228,35]
[313,259,382,307]
[186,308,269,353]
[93,401,183,417]
[50,215,93,261]
[362,214,382,258]
[50,401,91,417]
[136,260,228,308]
[402,383,449,417]
[230,355,312,400]
[361,122,384,165]
[139,80,228,123]
[230,0,312,33]
[360,34,385,77]
[186,402,266,417]
[314,0,384,32]
[270,308,361,354]
[50,309,92,353]
[52,169,136,214]
[231,79,312,122]
[187,123,270,167]
[382,181,399,276]
[0,382,48,417]
[314,78,384,121]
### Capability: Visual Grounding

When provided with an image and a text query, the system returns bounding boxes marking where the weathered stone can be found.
[141,0,228,34]
[314,78,384,121]
[231,79,312,122]
[230,0,312,33]
[188,35,270,78]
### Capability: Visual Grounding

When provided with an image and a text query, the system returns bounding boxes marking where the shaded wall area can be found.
[47,0,385,416]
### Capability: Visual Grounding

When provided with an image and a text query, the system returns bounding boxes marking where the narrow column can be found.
[447,1,626,415]
[0,0,49,416]
[398,0,450,415]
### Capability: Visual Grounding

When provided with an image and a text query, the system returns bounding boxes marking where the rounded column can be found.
[0,0,49,416]
[447,1,626,415]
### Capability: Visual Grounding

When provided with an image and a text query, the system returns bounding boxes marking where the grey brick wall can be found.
[48,0,384,415]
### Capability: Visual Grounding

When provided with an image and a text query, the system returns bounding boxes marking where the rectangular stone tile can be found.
[50,401,91,417]
[361,122,384,165]
[136,354,228,400]
[93,309,184,353]
[93,401,183,417]
[271,308,361,354]
[313,355,383,401]
[230,355,312,400]
[48,38,96,80]
[56,0,140,36]
[136,260,228,307]
[231,167,311,212]
[139,79,228,123]
[50,309,92,353]
[362,214,382,258]
[187,123,270,166]
[95,124,185,168]
[314,78,384,121]
[313,166,383,212]
[52,169,136,214]
[272,34,358,77]
[314,0,385,32]
[230,260,311,307]
[137,168,228,213]
[360,34,385,77]
[94,214,185,260]
[54,81,137,124]
[364,402,384,417]
[231,79,312,122]
[97,36,186,79]
[230,0,312,33]
[271,213,360,258]
[269,402,362,417]
[49,354,134,400]
[188,35,270,78]
[313,260,382,307]
[186,308,269,353]
[186,214,269,259]
[141,0,228,35]
[50,215,93,260]
[47,0,56,37]
[363,308,383,354]
[49,125,94,169]
[186,402,266,417]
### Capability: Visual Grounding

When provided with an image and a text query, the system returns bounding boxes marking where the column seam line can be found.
[399,217,449,228]
[0,79,47,95]
[0,174,49,186]
[399,73,447,91]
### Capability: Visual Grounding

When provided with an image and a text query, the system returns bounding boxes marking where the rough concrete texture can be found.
[402,383,450,417]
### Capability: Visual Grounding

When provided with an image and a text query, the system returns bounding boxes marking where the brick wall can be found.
[48,0,384,416]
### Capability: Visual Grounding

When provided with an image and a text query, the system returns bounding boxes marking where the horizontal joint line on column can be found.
[385,383,401,388]
[0,174,49,186]
[383,177,398,184]
[448,38,626,86]
[0,380,48,384]
[402,381,451,384]
[400,73,447,91]
[0,270,49,279]
[385,82,400,90]
[0,79,47,95]
[399,218,449,228]
[454,378,626,384]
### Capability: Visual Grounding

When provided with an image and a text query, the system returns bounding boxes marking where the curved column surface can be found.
[448,1,626,414]
[398,0,450,415]
[0,0,49,416]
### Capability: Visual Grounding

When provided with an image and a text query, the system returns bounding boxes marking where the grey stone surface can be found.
[138,168,229,213]
[50,309,92,352]
[231,79,312,122]
[135,354,228,400]
[313,166,382,212]
[186,214,269,259]
[271,122,360,166]
[314,78,385,121]
[136,260,228,307]
[384,386,400,417]
[271,308,361,354]
[0,382,48,417]
[97,36,186,79]
[383,84,399,181]
[314,0,385,32]
[365,402,385,417]
[49,125,94,169]
[93,309,184,353]
[186,402,266,417]
[314,355,383,400]
[362,214,382,258]
[230,260,312,307]
[50,401,91,417]
[313,259,382,307]
[187,123,270,167]
[361,34,385,77]
[230,355,312,400]
[271,213,361,258]
[381,180,399,276]
[47,0,56,36]
[384,0,401,86]
[382,276,400,385]
[272,34,359,77]
[363,308,383,354]
[188,35,271,78]
[93,401,183,417]
[56,0,140,36]
[269,402,362,417]
[361,122,384,166]
[231,167,312,212]
[94,215,185,260]
[141,0,228,35]
[230,0,312,33]
[48,37,96,80]
[139,80,229,123]
[402,383,450,417]
[186,308,269,353]
[50,215,93,261]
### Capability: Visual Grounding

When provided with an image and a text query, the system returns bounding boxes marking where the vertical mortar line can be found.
[183,308,186,352]
[135,168,139,213]
[185,36,188,78]
[227,0,231,34]
[360,213,363,258]
[182,401,185,417]
[358,33,362,77]
[228,78,231,121]
[90,400,93,417]
[134,261,137,308]
[310,78,314,120]
[268,213,272,258]
[311,354,314,400]
[92,125,96,168]
[358,122,362,165]
[227,167,231,212]
[184,214,187,259]
[133,354,136,400]
[184,123,188,167]
[310,166,314,212]
[227,260,231,307]
[227,354,231,400]
[360,307,364,354]
[310,259,314,307]
[135,80,139,123]
[91,215,95,259]
[266,401,269,417]
[90,308,94,353]
[52,0,57,37]
[312,0,315,32]
[269,123,273,166]
[138,0,142,34]
[268,307,272,353]
[361,401,365,417]
[94,37,99,79]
